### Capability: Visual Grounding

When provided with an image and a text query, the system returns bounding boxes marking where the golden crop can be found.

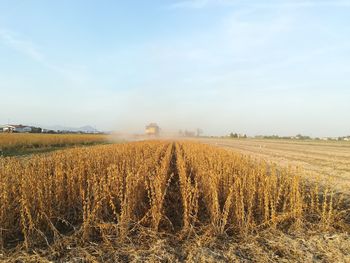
[0,133,109,153]
[0,141,342,251]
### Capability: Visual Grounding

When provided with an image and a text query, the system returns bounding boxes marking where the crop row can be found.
[0,141,341,250]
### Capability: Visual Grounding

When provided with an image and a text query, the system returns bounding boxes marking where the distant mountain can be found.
[43,125,99,133]
[76,125,99,133]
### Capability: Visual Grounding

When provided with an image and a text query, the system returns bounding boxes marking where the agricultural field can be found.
[0,141,349,262]
[201,138,350,193]
[0,133,111,157]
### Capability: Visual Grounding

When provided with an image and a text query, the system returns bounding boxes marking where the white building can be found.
[15,125,32,133]
[0,125,15,132]
[0,125,32,133]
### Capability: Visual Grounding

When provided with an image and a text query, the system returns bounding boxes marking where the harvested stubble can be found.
[0,141,348,262]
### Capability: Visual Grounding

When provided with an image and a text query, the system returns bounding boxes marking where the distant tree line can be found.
[229,133,247,138]
[255,134,311,140]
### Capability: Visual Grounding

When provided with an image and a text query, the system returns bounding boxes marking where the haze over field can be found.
[1,0,349,137]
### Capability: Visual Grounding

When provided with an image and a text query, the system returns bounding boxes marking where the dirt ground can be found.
[200,138,350,194]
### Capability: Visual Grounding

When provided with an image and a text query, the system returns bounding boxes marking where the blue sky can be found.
[0,0,349,136]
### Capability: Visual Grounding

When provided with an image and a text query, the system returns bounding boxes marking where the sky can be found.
[0,0,349,137]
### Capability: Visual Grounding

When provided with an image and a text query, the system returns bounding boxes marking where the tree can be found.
[196,128,203,137]
[230,132,238,138]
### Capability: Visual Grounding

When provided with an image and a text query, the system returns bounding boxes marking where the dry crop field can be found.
[201,138,350,193]
[0,141,349,262]
[0,133,110,156]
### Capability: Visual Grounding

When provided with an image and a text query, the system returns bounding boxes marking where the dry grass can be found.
[0,141,348,262]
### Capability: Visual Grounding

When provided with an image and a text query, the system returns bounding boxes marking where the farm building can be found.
[12,125,32,133]
[0,125,8,132]
[0,124,32,133]
[145,123,160,136]
[0,125,16,132]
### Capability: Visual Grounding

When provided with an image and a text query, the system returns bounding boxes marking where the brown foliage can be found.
[0,141,347,261]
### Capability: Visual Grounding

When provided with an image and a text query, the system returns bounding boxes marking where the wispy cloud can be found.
[0,28,87,84]
[169,0,234,9]
[169,0,350,9]
[254,0,350,8]
[0,29,45,62]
